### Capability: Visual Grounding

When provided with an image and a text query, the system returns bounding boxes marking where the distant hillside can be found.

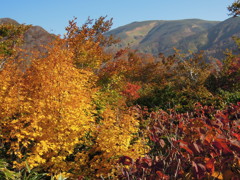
[175,17,240,58]
[106,20,159,49]
[106,17,240,59]
[0,18,19,25]
[1,17,240,62]
[0,18,55,54]
[106,19,219,55]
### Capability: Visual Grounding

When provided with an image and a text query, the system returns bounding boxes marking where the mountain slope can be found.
[0,18,55,54]
[106,20,159,48]
[106,19,219,55]
[175,17,240,58]
[138,19,219,55]
[1,17,239,61]
[0,18,19,25]
[107,18,240,58]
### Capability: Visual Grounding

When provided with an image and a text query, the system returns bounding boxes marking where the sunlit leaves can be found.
[0,18,149,179]
[65,17,117,70]
[1,39,96,175]
[119,103,240,179]
[0,23,30,57]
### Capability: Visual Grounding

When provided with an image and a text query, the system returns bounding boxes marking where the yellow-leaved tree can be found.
[65,16,116,70]
[1,38,96,175]
[0,17,148,179]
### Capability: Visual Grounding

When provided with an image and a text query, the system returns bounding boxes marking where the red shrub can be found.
[118,103,240,179]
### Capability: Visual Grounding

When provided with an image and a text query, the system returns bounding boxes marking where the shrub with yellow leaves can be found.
[73,107,148,178]
[1,39,96,175]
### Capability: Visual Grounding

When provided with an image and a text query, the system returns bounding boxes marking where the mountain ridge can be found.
[1,17,239,60]
[106,17,240,59]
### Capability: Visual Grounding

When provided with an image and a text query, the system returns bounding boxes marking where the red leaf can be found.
[156,171,169,180]
[213,138,232,154]
[122,82,141,100]
[205,158,215,174]
[78,176,84,180]
[204,133,214,144]
[142,156,152,167]
[178,121,184,129]
[232,133,240,141]
[179,140,194,155]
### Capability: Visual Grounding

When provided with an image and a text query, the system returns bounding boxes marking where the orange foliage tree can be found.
[0,17,148,179]
[65,16,116,70]
[1,38,96,175]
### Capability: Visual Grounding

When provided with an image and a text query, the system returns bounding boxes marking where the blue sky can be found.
[1,0,234,35]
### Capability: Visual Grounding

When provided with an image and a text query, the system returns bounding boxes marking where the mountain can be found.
[0,18,56,69]
[106,17,240,58]
[0,18,19,25]
[0,18,55,54]
[106,19,219,55]
[1,17,240,62]
[175,17,240,58]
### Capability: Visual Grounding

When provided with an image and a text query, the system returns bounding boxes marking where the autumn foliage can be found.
[118,103,240,179]
[0,16,239,179]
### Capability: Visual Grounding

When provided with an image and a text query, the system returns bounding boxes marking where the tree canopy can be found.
[228,0,240,17]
